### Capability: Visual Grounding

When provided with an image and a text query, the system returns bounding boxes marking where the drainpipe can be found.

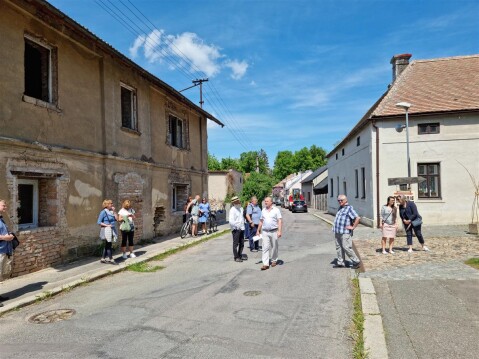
[372,120,380,228]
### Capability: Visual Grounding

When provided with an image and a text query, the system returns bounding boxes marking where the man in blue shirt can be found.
[332,195,361,269]
[246,196,262,252]
[0,200,15,307]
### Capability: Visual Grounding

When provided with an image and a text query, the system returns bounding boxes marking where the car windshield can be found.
[293,201,305,205]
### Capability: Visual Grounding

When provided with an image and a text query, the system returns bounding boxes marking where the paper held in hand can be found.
[252,235,261,242]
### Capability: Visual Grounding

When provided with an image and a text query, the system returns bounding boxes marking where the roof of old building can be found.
[300,166,327,183]
[327,54,479,157]
[18,0,224,127]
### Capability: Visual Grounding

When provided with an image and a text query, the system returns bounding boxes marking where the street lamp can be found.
[395,101,412,179]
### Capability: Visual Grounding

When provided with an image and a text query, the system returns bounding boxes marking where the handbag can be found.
[11,233,20,250]
[119,215,131,232]
[411,218,422,227]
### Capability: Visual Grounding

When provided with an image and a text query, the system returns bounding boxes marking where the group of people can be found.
[183,195,211,236]
[333,193,429,269]
[229,196,283,270]
[97,199,137,264]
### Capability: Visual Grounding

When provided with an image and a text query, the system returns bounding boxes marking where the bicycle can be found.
[207,210,218,234]
[180,215,193,239]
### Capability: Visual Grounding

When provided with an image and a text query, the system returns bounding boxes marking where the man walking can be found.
[229,196,245,262]
[246,196,261,252]
[257,196,282,270]
[333,195,361,269]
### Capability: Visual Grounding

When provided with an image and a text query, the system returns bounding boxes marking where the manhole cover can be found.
[29,309,76,324]
[243,291,262,296]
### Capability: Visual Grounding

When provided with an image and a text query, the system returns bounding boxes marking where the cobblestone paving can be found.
[353,232,479,280]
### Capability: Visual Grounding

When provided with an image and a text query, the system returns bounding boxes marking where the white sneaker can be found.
[129,253,136,258]
[389,249,395,254]
[423,246,430,252]
[382,250,387,255]
[408,248,413,253]
[122,253,128,259]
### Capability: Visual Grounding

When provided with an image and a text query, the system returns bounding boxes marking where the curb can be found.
[359,277,388,359]
[0,228,229,316]
[311,212,333,226]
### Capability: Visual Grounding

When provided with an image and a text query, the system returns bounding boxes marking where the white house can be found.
[327,54,479,227]
[301,166,328,207]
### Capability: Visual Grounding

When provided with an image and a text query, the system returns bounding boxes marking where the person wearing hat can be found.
[229,196,245,262]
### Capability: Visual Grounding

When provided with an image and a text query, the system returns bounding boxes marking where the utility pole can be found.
[256,155,259,173]
[179,78,209,108]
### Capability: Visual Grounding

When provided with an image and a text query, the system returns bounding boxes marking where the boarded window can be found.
[24,38,51,102]
[172,184,188,210]
[121,85,137,130]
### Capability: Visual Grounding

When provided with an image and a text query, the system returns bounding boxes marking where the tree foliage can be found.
[240,172,275,203]
[208,153,222,171]
[273,150,295,182]
[238,149,269,174]
[273,145,327,181]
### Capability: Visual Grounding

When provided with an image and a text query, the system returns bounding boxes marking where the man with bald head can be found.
[332,195,361,269]
[257,196,282,270]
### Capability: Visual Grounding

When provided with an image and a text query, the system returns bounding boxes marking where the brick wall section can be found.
[114,172,144,242]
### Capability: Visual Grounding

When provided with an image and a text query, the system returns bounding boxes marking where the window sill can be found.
[18,225,57,234]
[121,127,141,136]
[416,198,444,203]
[22,95,61,113]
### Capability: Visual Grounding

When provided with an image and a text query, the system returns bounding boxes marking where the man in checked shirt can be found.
[332,195,361,269]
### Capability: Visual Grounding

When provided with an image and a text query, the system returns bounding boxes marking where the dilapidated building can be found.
[0,0,224,276]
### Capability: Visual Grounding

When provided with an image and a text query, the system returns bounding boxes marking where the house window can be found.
[418,163,441,198]
[335,153,338,160]
[418,123,440,135]
[356,136,360,146]
[355,169,359,198]
[169,115,185,149]
[343,181,347,196]
[342,148,345,156]
[307,192,311,202]
[24,36,56,103]
[337,177,339,196]
[172,184,188,211]
[361,167,366,199]
[120,84,137,130]
[17,179,39,229]
[330,178,334,197]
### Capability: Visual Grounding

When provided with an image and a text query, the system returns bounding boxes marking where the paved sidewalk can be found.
[312,209,479,358]
[0,224,230,315]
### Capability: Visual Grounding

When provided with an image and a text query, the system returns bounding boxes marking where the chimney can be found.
[390,53,412,82]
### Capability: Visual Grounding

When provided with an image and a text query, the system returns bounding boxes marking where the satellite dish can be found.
[395,124,404,133]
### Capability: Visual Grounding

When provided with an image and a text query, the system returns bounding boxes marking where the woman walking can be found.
[397,195,429,253]
[97,199,119,264]
[198,197,210,234]
[119,200,136,259]
[380,196,398,254]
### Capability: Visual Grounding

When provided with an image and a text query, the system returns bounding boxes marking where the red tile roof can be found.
[374,55,479,116]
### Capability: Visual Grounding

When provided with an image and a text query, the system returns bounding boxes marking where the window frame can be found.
[361,167,366,199]
[417,163,441,199]
[418,123,440,135]
[17,178,39,229]
[330,178,334,197]
[356,136,360,146]
[171,183,188,211]
[355,169,359,198]
[168,115,186,149]
[120,83,138,131]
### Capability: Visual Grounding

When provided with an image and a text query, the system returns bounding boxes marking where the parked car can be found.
[274,198,282,206]
[291,200,307,213]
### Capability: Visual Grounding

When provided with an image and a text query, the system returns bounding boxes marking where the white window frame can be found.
[17,178,39,229]
[120,83,138,130]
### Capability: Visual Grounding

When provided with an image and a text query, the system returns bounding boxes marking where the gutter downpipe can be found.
[372,120,380,228]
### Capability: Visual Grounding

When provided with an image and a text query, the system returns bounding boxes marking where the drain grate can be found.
[243,291,262,296]
[29,309,76,324]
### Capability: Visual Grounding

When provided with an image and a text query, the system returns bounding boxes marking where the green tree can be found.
[220,157,240,171]
[240,172,275,203]
[294,147,314,172]
[238,149,269,174]
[208,153,222,171]
[273,150,295,181]
[309,145,327,168]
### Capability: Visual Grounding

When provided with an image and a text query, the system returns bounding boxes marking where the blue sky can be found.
[49,0,479,165]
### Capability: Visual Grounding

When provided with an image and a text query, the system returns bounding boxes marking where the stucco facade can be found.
[207,170,243,207]
[0,0,223,276]
[327,54,479,227]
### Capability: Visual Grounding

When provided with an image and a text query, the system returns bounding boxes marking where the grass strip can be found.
[127,262,164,273]
[465,257,479,270]
[351,277,368,359]
[151,230,227,261]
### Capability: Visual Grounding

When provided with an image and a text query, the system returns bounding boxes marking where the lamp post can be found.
[395,102,412,178]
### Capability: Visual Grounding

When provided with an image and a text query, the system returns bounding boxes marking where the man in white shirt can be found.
[257,196,282,270]
[228,196,245,262]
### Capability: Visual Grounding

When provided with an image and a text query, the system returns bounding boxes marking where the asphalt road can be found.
[0,209,354,359]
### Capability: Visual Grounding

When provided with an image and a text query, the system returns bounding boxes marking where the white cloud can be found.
[130,29,248,79]
[129,35,146,59]
[225,59,248,80]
